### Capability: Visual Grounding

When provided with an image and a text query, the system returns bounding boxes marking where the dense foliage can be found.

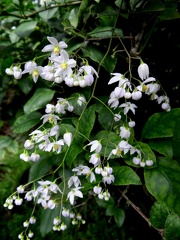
[0,0,180,239]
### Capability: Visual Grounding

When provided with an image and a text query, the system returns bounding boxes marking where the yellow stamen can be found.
[33,70,38,76]
[54,46,60,55]
[60,62,67,69]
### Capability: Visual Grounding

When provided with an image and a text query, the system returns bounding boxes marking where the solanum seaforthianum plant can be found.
[1,1,180,240]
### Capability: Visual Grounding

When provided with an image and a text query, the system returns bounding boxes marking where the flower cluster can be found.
[108,61,171,112]
[6,36,98,87]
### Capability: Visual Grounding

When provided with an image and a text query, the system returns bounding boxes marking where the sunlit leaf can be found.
[165,213,180,240]
[145,157,180,215]
[13,112,42,133]
[88,27,123,38]
[142,108,180,139]
[114,166,142,185]
[150,201,169,228]
[39,8,58,22]
[0,136,12,149]
[24,88,55,114]
[69,7,79,28]
[14,20,38,37]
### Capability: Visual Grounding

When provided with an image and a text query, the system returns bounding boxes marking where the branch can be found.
[120,190,165,240]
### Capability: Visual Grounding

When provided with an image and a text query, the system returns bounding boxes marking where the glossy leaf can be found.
[24,88,55,114]
[14,20,38,37]
[39,8,58,22]
[165,213,180,240]
[66,142,84,168]
[144,157,180,215]
[113,208,125,228]
[114,166,142,185]
[147,138,173,159]
[96,196,115,208]
[7,140,19,154]
[98,106,114,131]
[76,104,96,142]
[88,27,123,38]
[172,121,180,163]
[142,108,180,139]
[69,7,79,28]
[40,206,61,237]
[13,112,42,133]
[150,201,169,228]
[0,136,12,149]
[82,45,117,73]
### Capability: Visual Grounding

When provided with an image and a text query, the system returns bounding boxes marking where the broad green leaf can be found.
[7,140,19,154]
[125,142,156,167]
[172,121,180,163]
[68,7,79,28]
[76,104,96,142]
[24,88,55,114]
[150,201,169,228]
[66,142,84,168]
[98,106,114,131]
[148,139,173,159]
[82,45,117,73]
[142,0,165,12]
[159,8,180,20]
[18,76,34,94]
[165,213,180,240]
[14,20,38,37]
[0,136,12,149]
[144,157,180,215]
[142,108,180,139]
[88,27,123,38]
[96,196,115,208]
[13,112,42,133]
[96,130,121,158]
[77,0,89,24]
[39,8,58,22]
[114,166,142,185]
[40,206,60,237]
[28,155,54,181]
[0,149,6,160]
[113,208,125,228]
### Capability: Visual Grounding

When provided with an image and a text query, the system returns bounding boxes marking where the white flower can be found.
[103,174,115,184]
[30,152,40,162]
[108,73,130,88]
[40,65,55,81]
[12,66,22,79]
[67,187,83,205]
[77,96,86,106]
[93,186,102,195]
[120,126,131,139]
[63,132,72,146]
[132,90,142,100]
[103,191,111,201]
[24,139,34,150]
[60,222,67,231]
[29,216,36,224]
[108,87,125,109]
[28,231,34,238]
[133,156,141,165]
[62,208,70,217]
[47,199,56,209]
[42,36,67,56]
[50,50,76,77]
[22,61,43,83]
[119,102,137,115]
[138,62,149,80]
[17,185,25,194]
[146,160,153,166]
[128,121,135,128]
[161,102,171,111]
[95,165,103,174]
[89,153,101,166]
[53,217,61,225]
[124,91,132,99]
[14,198,23,205]
[68,176,81,188]
[41,113,60,124]
[45,104,55,113]
[87,140,102,153]
[114,113,121,122]
[23,220,29,227]
[20,152,30,162]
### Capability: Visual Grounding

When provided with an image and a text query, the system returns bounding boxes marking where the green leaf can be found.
[113,208,125,228]
[24,88,55,114]
[144,157,180,215]
[39,8,58,22]
[147,139,173,159]
[0,136,12,149]
[14,20,38,37]
[7,140,19,154]
[96,196,115,208]
[165,213,180,240]
[13,112,42,133]
[18,76,34,94]
[150,201,169,228]
[114,166,142,185]
[28,155,54,181]
[172,120,180,163]
[142,0,165,12]
[40,206,60,237]
[0,149,6,160]
[68,7,79,28]
[96,130,121,158]
[82,45,117,72]
[76,104,96,142]
[142,108,180,139]
[159,8,180,20]
[98,106,114,131]
[88,27,123,38]
[66,142,84,168]
[125,142,156,167]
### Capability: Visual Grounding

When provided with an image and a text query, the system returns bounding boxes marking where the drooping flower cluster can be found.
[108,61,171,112]
[6,36,98,87]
